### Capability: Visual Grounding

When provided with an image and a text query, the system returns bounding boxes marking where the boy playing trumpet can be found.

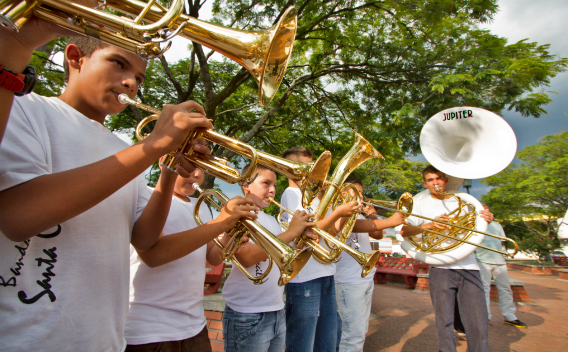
[217,163,318,352]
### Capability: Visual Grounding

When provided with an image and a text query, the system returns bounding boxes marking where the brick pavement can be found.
[364,270,568,351]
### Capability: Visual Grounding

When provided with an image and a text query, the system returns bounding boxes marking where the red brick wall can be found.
[205,311,224,352]
[489,285,532,303]
[415,276,429,292]
[507,263,559,275]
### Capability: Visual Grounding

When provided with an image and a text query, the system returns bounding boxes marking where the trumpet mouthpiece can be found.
[434,185,442,192]
[118,93,131,105]
[192,183,201,191]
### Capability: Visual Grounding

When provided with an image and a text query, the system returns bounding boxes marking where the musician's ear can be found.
[65,44,85,70]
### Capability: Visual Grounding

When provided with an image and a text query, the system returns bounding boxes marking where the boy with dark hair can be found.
[282,145,313,160]
[280,145,366,352]
[125,167,260,352]
[401,165,494,352]
[0,36,212,351]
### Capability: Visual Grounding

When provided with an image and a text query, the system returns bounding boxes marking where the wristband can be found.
[0,65,37,96]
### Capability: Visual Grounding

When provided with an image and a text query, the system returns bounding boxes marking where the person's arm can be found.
[135,197,260,268]
[130,169,177,250]
[0,101,213,242]
[0,0,99,144]
[318,201,363,234]
[233,210,316,268]
[353,212,405,233]
[363,204,384,239]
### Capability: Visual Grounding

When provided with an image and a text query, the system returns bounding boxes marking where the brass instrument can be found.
[192,183,312,286]
[313,132,383,255]
[362,187,519,258]
[267,197,381,278]
[120,93,331,207]
[1,0,297,105]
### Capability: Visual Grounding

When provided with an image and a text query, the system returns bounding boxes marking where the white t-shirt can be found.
[280,187,336,283]
[334,214,377,284]
[0,94,150,352]
[222,211,286,313]
[407,195,479,270]
[125,195,213,345]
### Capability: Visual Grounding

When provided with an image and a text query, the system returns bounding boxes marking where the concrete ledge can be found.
[507,263,560,275]
[203,292,226,312]
[558,269,568,280]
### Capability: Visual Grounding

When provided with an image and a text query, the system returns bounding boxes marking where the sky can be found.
[120,0,568,200]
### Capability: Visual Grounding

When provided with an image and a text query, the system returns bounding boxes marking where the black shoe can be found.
[505,319,528,328]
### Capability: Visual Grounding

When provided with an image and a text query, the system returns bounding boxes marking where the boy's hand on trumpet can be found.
[213,196,260,232]
[335,201,364,217]
[287,210,317,241]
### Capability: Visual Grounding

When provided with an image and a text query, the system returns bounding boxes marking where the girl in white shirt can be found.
[216,164,317,352]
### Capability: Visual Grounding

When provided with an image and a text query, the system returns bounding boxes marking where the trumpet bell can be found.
[420,107,517,179]
[107,0,298,106]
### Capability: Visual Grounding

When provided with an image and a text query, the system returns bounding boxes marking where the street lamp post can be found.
[463,179,472,194]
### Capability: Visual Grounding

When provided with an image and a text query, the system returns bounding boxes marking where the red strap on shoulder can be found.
[0,65,26,93]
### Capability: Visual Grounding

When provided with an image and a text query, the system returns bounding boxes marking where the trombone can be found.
[267,197,381,278]
[192,184,312,286]
[1,0,297,105]
[119,93,331,207]
[361,188,519,257]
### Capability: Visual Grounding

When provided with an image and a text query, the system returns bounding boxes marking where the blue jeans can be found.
[285,275,337,352]
[223,305,286,352]
[429,268,489,352]
[335,281,374,352]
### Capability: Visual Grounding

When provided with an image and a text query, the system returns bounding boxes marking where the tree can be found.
[350,158,427,202]
[481,131,568,258]
[33,1,568,191]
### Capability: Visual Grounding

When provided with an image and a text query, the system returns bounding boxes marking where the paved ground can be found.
[364,270,568,351]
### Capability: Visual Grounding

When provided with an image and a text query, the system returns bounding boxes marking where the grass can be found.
[507,260,557,266]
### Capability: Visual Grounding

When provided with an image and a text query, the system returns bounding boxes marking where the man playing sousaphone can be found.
[401,165,494,352]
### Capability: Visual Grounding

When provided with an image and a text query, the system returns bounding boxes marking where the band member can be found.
[280,146,363,352]
[401,165,494,352]
[0,37,211,350]
[219,163,317,352]
[125,166,260,351]
[335,177,404,351]
[476,204,527,328]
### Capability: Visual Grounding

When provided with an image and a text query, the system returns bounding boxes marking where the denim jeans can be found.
[478,262,517,321]
[285,275,337,352]
[335,281,374,352]
[429,268,489,352]
[223,305,286,352]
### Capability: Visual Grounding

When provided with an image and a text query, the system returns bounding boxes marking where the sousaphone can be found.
[400,106,517,265]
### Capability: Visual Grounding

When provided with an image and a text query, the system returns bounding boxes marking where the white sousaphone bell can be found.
[399,106,517,265]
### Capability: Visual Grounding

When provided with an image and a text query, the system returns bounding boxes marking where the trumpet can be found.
[361,187,519,258]
[119,93,331,207]
[267,197,381,278]
[1,0,297,105]
[192,184,312,286]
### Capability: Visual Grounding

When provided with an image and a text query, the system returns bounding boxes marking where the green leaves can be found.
[481,131,568,258]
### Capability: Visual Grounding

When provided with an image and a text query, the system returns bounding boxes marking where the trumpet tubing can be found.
[106,0,298,106]
[120,93,331,206]
[193,185,312,286]
[269,197,381,278]
[365,191,519,259]
[1,0,297,105]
